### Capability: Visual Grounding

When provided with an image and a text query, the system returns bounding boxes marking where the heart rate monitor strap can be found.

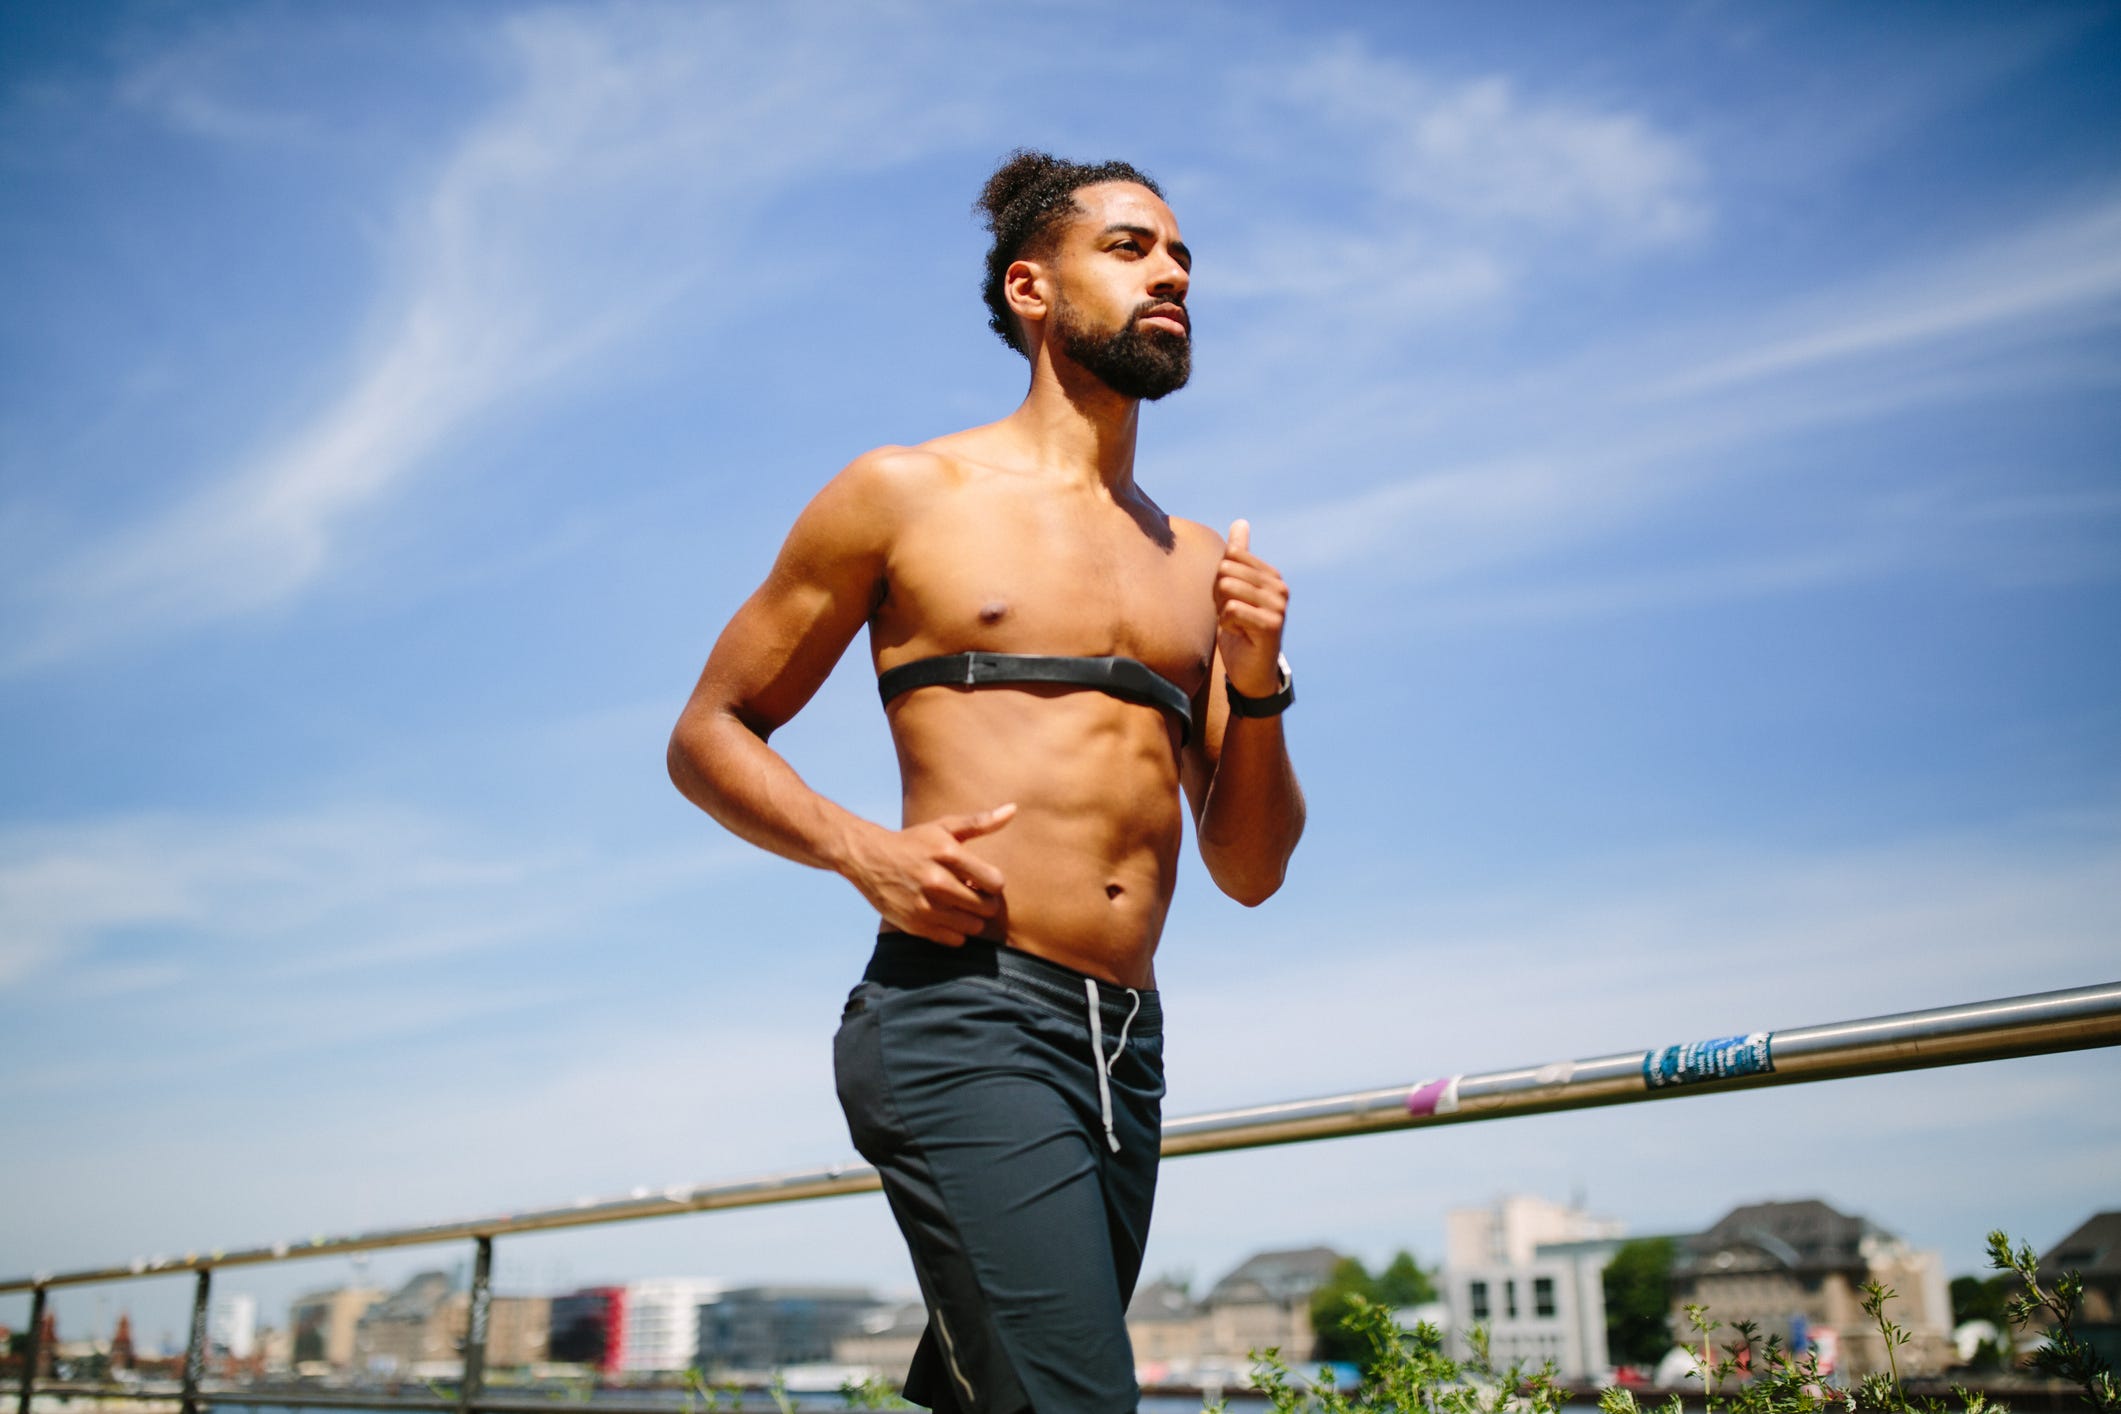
[878,652,1193,743]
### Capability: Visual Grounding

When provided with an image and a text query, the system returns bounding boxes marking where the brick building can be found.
[1672,1199,1951,1377]
[2039,1211,2121,1367]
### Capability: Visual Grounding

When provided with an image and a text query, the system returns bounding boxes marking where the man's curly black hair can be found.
[975,149,1164,356]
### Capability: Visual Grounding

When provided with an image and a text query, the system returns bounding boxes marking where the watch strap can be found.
[1225,654,1295,719]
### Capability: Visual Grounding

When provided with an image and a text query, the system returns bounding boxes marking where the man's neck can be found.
[1003,352,1141,492]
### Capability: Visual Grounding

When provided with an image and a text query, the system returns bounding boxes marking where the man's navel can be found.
[1105,882,1125,901]
[978,600,1010,625]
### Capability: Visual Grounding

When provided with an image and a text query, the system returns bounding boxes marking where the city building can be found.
[210,1294,257,1361]
[1201,1247,1344,1363]
[1671,1198,1951,1377]
[1440,1194,1627,1381]
[829,1300,926,1377]
[440,1292,549,1371]
[2039,1211,2121,1366]
[354,1272,457,1374]
[1447,1194,1626,1269]
[549,1287,626,1374]
[695,1285,879,1373]
[1125,1279,1205,1371]
[350,1272,550,1376]
[289,1285,383,1370]
[619,1278,723,1375]
[1116,1248,1352,1379]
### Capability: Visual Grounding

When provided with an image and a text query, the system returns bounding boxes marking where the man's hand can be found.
[1215,519,1290,697]
[843,803,1016,945]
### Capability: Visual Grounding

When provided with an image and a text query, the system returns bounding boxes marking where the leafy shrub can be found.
[1215,1229,2115,1414]
[1211,1294,1564,1414]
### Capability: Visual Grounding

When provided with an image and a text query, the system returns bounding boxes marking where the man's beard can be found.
[1054,298,1192,401]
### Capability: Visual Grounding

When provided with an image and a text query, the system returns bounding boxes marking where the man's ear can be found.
[1003,257,1051,339]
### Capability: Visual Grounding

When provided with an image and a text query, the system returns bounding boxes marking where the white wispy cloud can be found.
[1643,196,2121,398]
[0,804,750,992]
[1402,543,1896,626]
[1245,192,2121,608]
[1272,47,1706,243]
[1267,454,1658,579]
[1209,33,1706,317]
[13,6,985,668]
[116,34,317,147]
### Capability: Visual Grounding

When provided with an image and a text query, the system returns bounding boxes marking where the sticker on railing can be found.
[1406,1075,1461,1117]
[1643,1031,1774,1089]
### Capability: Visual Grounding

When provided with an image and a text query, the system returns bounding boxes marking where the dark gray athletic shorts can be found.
[834,933,1165,1413]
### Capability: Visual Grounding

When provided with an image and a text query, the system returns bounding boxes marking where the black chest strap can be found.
[877,652,1193,744]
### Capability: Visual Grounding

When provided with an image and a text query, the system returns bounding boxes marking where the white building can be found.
[1441,1195,1626,1381]
[620,1278,725,1374]
[1448,1194,1625,1269]
[210,1294,257,1360]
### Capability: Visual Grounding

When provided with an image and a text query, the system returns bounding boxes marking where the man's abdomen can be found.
[890,688,1185,988]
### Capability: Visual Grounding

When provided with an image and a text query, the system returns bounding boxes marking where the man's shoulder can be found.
[829,442,972,504]
[1166,513,1229,562]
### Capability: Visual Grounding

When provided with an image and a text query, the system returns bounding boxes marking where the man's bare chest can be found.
[879,491,1218,693]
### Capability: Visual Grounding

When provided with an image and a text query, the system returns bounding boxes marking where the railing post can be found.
[15,1286,46,1414]
[458,1236,492,1414]
[180,1268,211,1414]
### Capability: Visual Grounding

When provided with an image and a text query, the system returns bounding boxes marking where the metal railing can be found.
[9,979,2119,1413]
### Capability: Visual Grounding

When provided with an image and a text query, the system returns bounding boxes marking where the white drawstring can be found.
[1085,978,1142,1153]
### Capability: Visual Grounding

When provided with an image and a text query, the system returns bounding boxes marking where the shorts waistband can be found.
[866,933,1161,1038]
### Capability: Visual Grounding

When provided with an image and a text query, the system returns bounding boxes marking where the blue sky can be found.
[3,0,2118,1353]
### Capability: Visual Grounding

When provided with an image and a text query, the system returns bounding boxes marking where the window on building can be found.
[1534,1277,1556,1318]
[1469,1281,1490,1321]
[1505,1279,1518,1319]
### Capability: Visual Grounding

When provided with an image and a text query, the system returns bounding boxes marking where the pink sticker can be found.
[1406,1076,1460,1117]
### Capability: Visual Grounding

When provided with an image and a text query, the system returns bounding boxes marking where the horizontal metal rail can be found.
[6,978,2115,1296]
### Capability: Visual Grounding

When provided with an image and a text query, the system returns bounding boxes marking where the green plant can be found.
[1128,1221,2121,1414]
[1609,1304,1840,1414]
[1596,1289,1989,1414]
[1606,1238,1679,1367]
[544,1370,595,1402]
[839,1372,911,1408]
[1990,1229,2118,1414]
[1310,1253,1441,1365]
[1223,1294,1562,1413]
[677,1365,744,1412]
[1951,1274,2016,1330]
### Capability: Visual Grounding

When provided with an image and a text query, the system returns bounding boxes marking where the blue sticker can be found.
[1643,1031,1774,1089]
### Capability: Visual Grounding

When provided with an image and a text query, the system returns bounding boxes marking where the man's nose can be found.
[1151,255,1188,300]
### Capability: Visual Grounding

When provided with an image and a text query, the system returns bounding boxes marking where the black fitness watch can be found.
[1225,653,1295,719]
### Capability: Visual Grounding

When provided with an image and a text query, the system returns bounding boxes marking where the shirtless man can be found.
[668,151,1304,1413]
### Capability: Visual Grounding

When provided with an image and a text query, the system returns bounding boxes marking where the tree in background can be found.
[1951,1271,2018,1370]
[1376,1252,1439,1310]
[1313,1252,1440,1364]
[1951,1273,2015,1327]
[1603,1237,1676,1366]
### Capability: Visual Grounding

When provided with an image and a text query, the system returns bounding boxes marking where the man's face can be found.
[1047,182,1192,401]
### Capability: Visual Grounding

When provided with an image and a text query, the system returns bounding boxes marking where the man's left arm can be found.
[1184,519,1306,906]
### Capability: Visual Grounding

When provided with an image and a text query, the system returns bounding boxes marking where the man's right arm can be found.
[666,450,1012,945]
